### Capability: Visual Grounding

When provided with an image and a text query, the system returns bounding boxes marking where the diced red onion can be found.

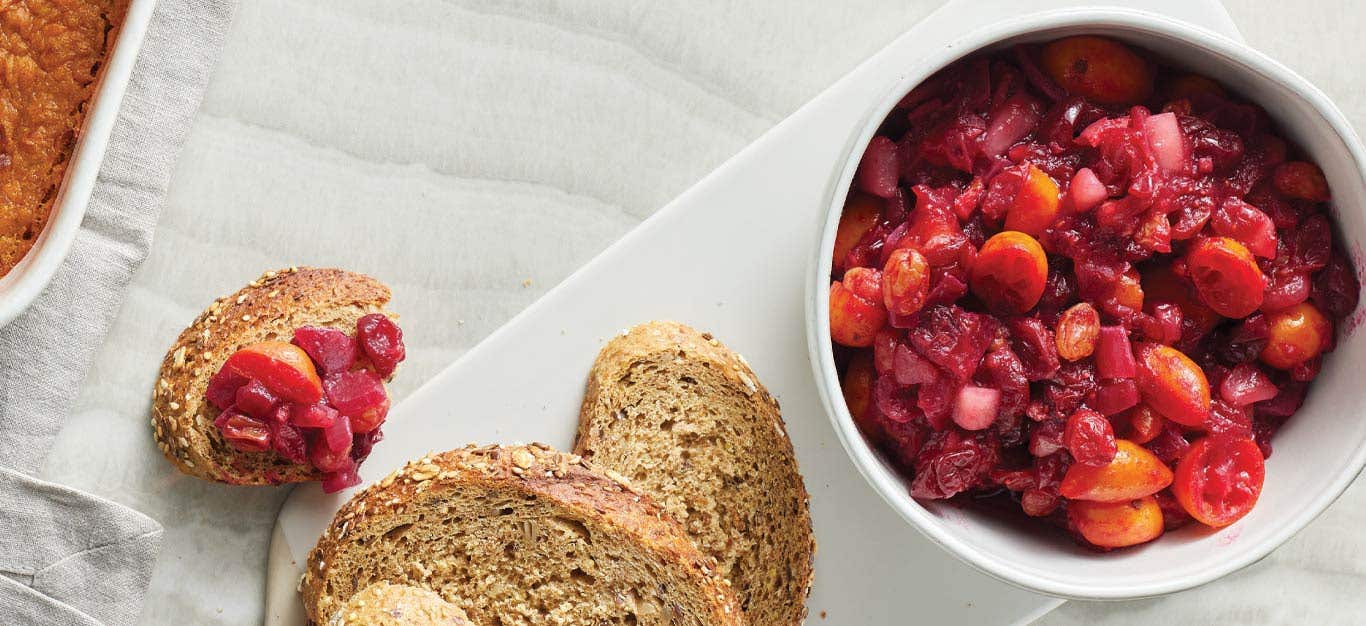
[856,136,900,198]
[983,93,1042,156]
[1220,363,1280,406]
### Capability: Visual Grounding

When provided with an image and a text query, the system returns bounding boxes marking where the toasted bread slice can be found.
[150,267,394,484]
[329,582,476,626]
[575,321,815,626]
[301,444,744,626]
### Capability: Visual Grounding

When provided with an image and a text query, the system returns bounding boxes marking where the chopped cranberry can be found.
[267,404,292,425]
[872,329,899,374]
[206,367,250,411]
[873,374,917,423]
[233,380,278,419]
[1206,399,1254,439]
[910,431,999,499]
[1039,261,1078,313]
[1291,356,1322,382]
[1021,489,1060,517]
[1293,214,1332,271]
[1090,379,1139,416]
[351,428,384,462]
[924,265,970,307]
[1034,451,1071,495]
[1214,198,1277,258]
[1251,417,1279,458]
[1007,318,1059,381]
[321,467,362,494]
[323,370,391,433]
[830,36,1357,548]
[322,415,354,452]
[1029,418,1066,457]
[1312,251,1361,319]
[993,468,1036,492]
[271,421,308,464]
[893,343,939,386]
[1217,314,1270,364]
[214,410,271,453]
[309,432,354,473]
[907,305,994,382]
[1144,422,1191,463]
[980,347,1029,422]
[1262,264,1311,312]
[1255,380,1307,420]
[1065,409,1117,466]
[1137,302,1183,344]
[916,374,959,430]
[290,403,339,428]
[356,314,407,377]
[1047,361,1099,417]
[1154,490,1194,530]
[292,326,358,375]
[1171,198,1214,241]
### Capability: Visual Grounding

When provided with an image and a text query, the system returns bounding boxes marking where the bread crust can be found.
[575,321,815,626]
[150,267,393,484]
[301,444,744,626]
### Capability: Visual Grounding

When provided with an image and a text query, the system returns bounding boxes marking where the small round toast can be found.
[329,582,475,626]
[150,267,394,485]
[302,444,744,626]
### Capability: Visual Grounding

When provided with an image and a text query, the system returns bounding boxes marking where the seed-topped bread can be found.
[150,267,394,485]
[575,321,815,626]
[329,582,475,626]
[301,444,745,626]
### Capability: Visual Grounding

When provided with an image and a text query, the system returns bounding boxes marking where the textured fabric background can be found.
[29,1,1366,623]
[0,0,235,623]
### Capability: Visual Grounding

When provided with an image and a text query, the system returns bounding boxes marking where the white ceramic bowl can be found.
[808,8,1366,600]
[0,0,155,328]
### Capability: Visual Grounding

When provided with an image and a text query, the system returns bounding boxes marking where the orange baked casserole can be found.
[0,0,127,278]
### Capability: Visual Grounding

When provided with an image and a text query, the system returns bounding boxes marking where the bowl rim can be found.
[806,6,1366,600]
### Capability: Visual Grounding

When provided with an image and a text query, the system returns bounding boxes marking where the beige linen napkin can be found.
[0,0,237,623]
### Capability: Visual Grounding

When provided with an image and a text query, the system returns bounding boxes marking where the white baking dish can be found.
[0,0,158,327]
[809,7,1366,601]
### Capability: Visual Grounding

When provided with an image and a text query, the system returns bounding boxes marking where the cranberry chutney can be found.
[829,36,1360,549]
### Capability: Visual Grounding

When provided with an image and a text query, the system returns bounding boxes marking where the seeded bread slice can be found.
[301,444,744,626]
[575,322,815,626]
[329,582,475,625]
[150,267,394,485]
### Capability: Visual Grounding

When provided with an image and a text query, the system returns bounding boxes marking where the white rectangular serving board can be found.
[269,2,1241,624]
